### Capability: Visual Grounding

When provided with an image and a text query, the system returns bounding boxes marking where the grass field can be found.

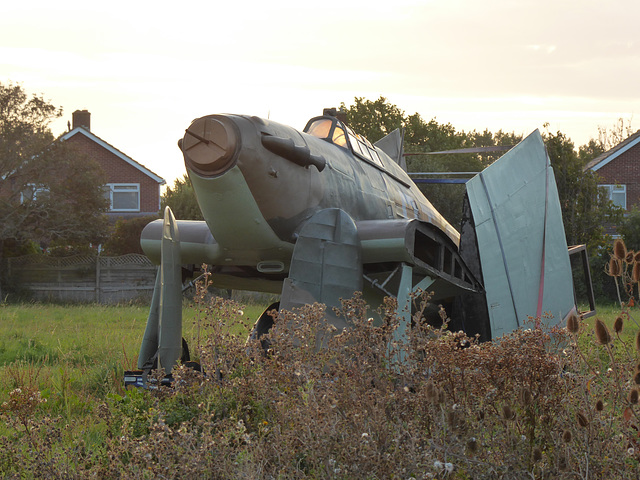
[0,302,266,407]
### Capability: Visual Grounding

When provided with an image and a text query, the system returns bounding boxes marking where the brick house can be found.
[585,130,640,212]
[60,110,165,219]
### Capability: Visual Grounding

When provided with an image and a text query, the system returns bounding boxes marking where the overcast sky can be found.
[2,0,639,185]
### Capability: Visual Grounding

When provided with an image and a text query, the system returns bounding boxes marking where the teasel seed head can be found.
[466,437,478,454]
[532,447,543,462]
[562,429,572,443]
[630,389,639,405]
[519,387,533,406]
[634,371,640,385]
[502,404,514,420]
[608,257,622,277]
[633,263,640,282]
[614,316,624,334]
[626,251,635,264]
[566,312,580,334]
[576,411,589,428]
[558,454,568,471]
[595,399,604,412]
[614,238,627,260]
[594,318,612,345]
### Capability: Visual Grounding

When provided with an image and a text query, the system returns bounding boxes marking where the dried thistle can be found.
[532,447,542,462]
[519,387,533,406]
[633,263,640,282]
[608,257,622,277]
[447,410,458,428]
[626,251,635,264]
[594,318,612,345]
[502,405,514,420]
[566,312,580,334]
[629,389,639,405]
[614,316,624,334]
[576,411,589,428]
[558,454,568,471]
[466,437,478,454]
[614,238,627,260]
[562,429,572,443]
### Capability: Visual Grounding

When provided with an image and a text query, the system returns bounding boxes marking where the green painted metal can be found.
[389,264,435,365]
[157,207,184,372]
[137,207,185,373]
[137,268,161,369]
[465,130,575,337]
[190,166,294,267]
[280,208,362,332]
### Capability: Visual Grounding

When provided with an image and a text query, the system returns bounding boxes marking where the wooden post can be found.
[95,256,101,303]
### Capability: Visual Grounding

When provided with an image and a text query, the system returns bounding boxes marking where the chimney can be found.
[72,109,91,131]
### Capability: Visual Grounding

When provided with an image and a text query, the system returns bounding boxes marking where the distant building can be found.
[60,110,165,219]
[585,130,640,212]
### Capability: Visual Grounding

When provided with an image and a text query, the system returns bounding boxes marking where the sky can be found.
[2,0,639,186]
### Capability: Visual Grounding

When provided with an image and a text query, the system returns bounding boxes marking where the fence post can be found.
[95,256,101,303]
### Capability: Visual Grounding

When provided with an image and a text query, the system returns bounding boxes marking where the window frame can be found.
[600,184,627,210]
[105,183,141,212]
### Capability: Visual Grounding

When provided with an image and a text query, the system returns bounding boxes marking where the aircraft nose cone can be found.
[181,116,238,176]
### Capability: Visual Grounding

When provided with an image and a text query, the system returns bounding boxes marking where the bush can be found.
[102,215,158,256]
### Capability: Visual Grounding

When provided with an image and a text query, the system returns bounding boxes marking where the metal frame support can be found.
[568,244,596,318]
[390,263,435,366]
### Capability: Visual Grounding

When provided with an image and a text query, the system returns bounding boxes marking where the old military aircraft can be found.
[127,108,588,385]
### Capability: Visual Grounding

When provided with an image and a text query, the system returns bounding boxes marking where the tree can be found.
[543,129,622,252]
[160,174,203,220]
[102,215,160,256]
[617,208,640,251]
[597,117,634,151]
[339,96,405,143]
[0,82,109,299]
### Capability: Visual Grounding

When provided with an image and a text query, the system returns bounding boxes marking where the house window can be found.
[601,184,627,209]
[104,183,140,211]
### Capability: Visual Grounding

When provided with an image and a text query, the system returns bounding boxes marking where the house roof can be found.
[585,129,640,172]
[60,127,166,185]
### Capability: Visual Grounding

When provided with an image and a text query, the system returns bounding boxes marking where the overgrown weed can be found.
[4,245,640,477]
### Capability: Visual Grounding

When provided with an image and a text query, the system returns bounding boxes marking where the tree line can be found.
[0,84,631,300]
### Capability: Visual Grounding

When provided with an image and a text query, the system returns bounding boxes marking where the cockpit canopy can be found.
[303,116,383,167]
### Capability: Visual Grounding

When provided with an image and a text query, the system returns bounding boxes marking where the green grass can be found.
[0,302,266,407]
